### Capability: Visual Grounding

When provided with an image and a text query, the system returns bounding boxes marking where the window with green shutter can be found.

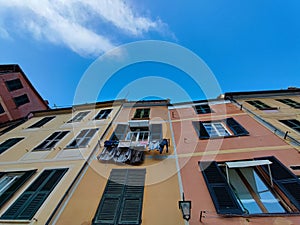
[279,119,300,133]
[1,168,68,220]
[133,108,150,120]
[94,109,112,120]
[193,118,249,139]
[0,138,24,155]
[246,100,277,110]
[27,116,55,128]
[200,156,300,216]
[92,169,146,225]
[0,170,36,209]
[276,99,300,109]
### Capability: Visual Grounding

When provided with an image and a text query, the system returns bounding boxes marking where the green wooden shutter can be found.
[1,168,68,220]
[0,138,24,154]
[0,170,36,209]
[225,118,249,136]
[150,124,162,140]
[193,121,209,139]
[93,169,146,225]
[199,161,243,215]
[255,156,300,210]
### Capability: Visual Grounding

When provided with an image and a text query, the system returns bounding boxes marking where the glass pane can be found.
[228,169,262,214]
[0,173,23,195]
[240,168,286,213]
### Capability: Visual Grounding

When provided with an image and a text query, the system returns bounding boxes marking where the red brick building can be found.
[0,64,49,124]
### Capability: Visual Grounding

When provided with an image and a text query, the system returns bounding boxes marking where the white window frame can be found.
[203,121,231,137]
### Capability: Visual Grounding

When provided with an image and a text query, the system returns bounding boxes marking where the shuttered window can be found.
[199,161,244,215]
[279,119,300,133]
[0,138,24,154]
[67,111,90,123]
[33,131,69,151]
[0,170,36,208]
[92,169,146,225]
[193,118,249,139]
[276,99,300,109]
[27,116,55,128]
[255,156,300,211]
[110,124,129,141]
[1,168,68,220]
[150,124,162,140]
[66,128,97,148]
[94,109,112,120]
[200,156,300,216]
[246,100,277,110]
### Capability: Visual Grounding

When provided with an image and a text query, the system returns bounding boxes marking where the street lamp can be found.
[179,192,191,221]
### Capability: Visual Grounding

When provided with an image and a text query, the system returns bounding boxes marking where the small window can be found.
[133,108,150,119]
[92,169,146,225]
[27,116,55,128]
[66,129,97,148]
[67,111,90,123]
[0,170,36,208]
[246,100,277,110]
[1,168,68,220]
[5,79,23,92]
[200,156,300,215]
[0,138,24,154]
[13,94,30,107]
[33,131,69,151]
[94,109,112,120]
[276,99,300,109]
[0,103,4,114]
[279,119,300,133]
[193,118,249,139]
[194,104,213,114]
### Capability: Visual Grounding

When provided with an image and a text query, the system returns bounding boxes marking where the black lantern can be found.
[178,192,191,221]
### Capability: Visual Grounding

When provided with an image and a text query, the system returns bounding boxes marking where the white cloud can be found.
[0,0,167,57]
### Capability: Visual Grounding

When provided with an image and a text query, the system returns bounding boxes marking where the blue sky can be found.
[0,0,300,107]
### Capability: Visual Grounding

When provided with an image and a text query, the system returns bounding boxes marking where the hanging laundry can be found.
[159,139,169,154]
[148,140,160,151]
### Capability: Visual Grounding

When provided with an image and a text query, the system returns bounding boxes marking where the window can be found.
[133,108,150,119]
[125,131,150,142]
[67,111,90,123]
[92,169,146,225]
[0,170,36,208]
[194,104,213,114]
[199,156,300,215]
[1,168,68,220]
[94,109,112,120]
[13,94,30,107]
[0,103,4,114]
[110,124,129,141]
[276,99,300,109]
[5,79,23,92]
[193,118,249,139]
[66,128,97,148]
[27,116,55,128]
[246,100,277,110]
[279,119,300,133]
[33,131,69,151]
[0,138,24,154]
